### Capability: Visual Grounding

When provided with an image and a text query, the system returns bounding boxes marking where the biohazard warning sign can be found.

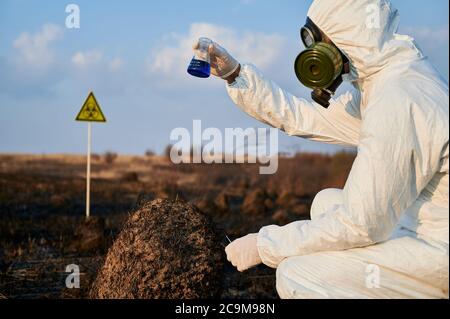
[75,92,107,123]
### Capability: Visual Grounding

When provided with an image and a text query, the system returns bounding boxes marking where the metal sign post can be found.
[86,122,92,219]
[75,91,107,220]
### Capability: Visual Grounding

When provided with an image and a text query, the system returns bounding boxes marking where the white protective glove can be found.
[225,233,262,272]
[192,38,240,79]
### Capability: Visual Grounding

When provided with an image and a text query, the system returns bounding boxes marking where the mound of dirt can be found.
[90,199,224,299]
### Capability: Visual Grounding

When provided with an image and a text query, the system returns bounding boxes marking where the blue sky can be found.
[0,0,448,155]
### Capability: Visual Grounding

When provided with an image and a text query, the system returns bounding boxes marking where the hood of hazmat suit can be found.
[226,0,449,299]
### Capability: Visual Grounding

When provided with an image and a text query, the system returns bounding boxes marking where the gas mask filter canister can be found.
[294,18,349,108]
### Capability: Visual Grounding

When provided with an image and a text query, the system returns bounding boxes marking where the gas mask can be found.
[294,17,350,108]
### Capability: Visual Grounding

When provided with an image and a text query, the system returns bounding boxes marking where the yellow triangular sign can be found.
[76,92,107,123]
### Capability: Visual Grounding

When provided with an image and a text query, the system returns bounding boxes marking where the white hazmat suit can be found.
[226,0,449,299]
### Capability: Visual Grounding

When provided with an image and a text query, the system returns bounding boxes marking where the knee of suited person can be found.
[310,188,343,220]
[276,259,297,299]
[276,258,313,299]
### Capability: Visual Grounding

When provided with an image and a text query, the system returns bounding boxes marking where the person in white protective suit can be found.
[193,0,449,299]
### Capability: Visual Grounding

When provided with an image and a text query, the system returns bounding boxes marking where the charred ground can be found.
[0,152,355,299]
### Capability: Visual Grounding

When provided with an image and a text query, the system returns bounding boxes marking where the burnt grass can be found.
[0,152,355,299]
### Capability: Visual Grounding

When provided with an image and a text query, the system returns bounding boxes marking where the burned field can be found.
[0,152,354,299]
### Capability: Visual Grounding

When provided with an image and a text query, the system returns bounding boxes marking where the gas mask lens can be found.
[301,27,315,48]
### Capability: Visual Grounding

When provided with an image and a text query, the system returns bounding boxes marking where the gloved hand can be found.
[192,38,240,80]
[225,233,262,272]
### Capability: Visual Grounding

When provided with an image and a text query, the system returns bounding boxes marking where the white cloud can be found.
[68,50,128,94]
[71,50,103,68]
[148,23,285,84]
[12,24,63,70]
[109,58,124,71]
[71,50,125,73]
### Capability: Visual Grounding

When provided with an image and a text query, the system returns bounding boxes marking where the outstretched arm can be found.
[226,64,361,147]
[192,38,362,147]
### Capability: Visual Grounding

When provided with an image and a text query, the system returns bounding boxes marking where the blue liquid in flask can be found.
[187,58,211,78]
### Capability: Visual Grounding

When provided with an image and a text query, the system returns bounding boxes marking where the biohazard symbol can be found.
[75,92,107,122]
